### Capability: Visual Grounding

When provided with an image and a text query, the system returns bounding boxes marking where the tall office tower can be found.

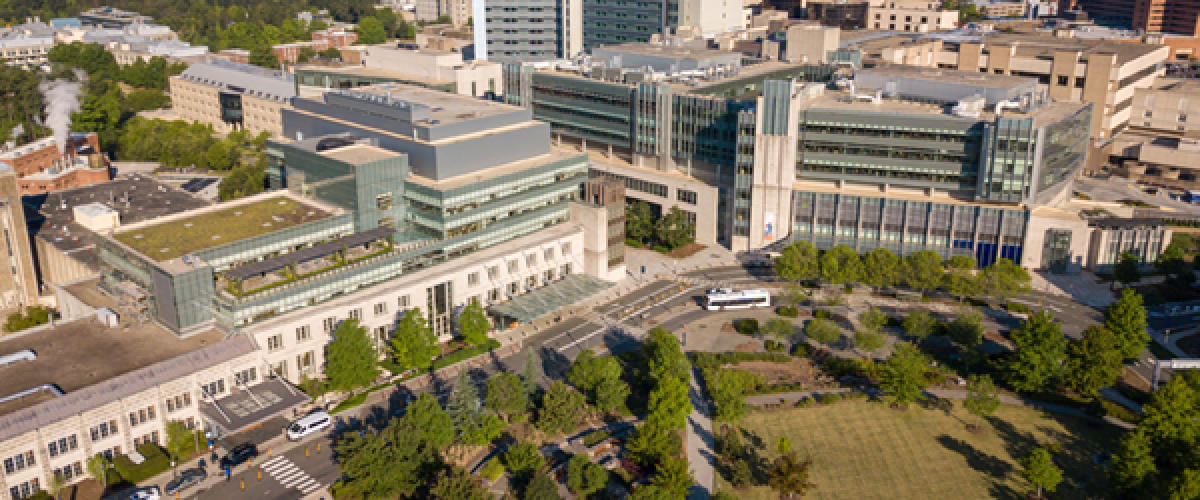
[1133,0,1200,36]
[476,0,583,61]
[0,166,38,311]
[583,0,678,49]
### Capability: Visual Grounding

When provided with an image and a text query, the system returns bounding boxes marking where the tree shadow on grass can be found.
[936,434,1015,480]
[917,395,960,423]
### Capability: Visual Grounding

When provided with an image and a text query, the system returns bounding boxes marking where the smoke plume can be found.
[38,78,83,154]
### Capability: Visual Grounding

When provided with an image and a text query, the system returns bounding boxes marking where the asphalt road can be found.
[194,434,338,500]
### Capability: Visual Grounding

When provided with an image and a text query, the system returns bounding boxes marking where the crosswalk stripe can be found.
[261,456,287,469]
[260,457,322,493]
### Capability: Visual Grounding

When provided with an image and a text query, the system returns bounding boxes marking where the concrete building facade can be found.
[0,167,38,312]
[866,0,960,32]
[170,61,316,137]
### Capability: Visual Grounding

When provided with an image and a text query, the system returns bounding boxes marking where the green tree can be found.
[524,473,562,500]
[503,441,545,478]
[626,423,682,466]
[768,451,815,499]
[165,420,200,461]
[775,241,820,282]
[946,307,985,372]
[647,372,692,430]
[1105,288,1150,360]
[447,369,482,448]
[568,350,628,413]
[217,163,267,200]
[248,46,279,69]
[456,300,490,345]
[1019,447,1062,498]
[650,456,694,498]
[763,318,795,340]
[963,374,1000,430]
[943,262,981,303]
[903,250,944,294]
[902,310,936,343]
[356,17,388,44]
[320,47,343,59]
[1108,429,1157,493]
[86,454,110,487]
[776,435,792,455]
[295,46,318,63]
[333,401,450,499]
[656,206,695,250]
[861,247,901,289]
[1114,251,1142,289]
[818,245,863,284]
[1140,376,1200,466]
[537,381,586,436]
[122,88,171,113]
[1157,241,1188,278]
[1063,325,1123,396]
[880,342,929,407]
[430,467,491,500]
[567,454,607,495]
[853,330,887,359]
[644,326,690,384]
[858,306,887,333]
[3,306,51,333]
[979,258,1031,302]
[626,201,656,243]
[805,318,840,347]
[1168,468,1200,500]
[390,309,440,372]
[326,319,380,393]
[1004,312,1067,393]
[74,82,121,132]
[594,376,632,414]
[485,372,529,421]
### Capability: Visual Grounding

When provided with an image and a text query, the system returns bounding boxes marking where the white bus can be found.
[704,289,771,310]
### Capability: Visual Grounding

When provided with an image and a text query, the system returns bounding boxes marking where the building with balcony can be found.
[77,7,153,28]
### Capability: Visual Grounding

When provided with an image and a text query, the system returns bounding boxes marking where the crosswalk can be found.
[260,456,321,494]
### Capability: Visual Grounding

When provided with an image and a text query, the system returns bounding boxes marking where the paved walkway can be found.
[744,388,1136,430]
[685,365,715,500]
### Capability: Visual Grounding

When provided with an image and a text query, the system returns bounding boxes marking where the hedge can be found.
[431,338,502,371]
[690,352,791,372]
[813,309,831,320]
[764,340,786,352]
[583,430,611,447]
[817,393,842,404]
[481,458,505,481]
[777,306,799,318]
[790,343,814,358]
[1004,303,1030,314]
[112,443,171,483]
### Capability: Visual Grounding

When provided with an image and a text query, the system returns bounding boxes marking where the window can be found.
[1180,114,1188,122]
[8,478,39,499]
[376,193,393,211]
[544,270,555,282]
[46,435,78,458]
[1057,75,1069,86]
[129,406,156,427]
[166,392,192,412]
[398,295,410,308]
[507,282,519,295]
[348,308,362,320]
[1145,110,1153,118]
[89,421,118,441]
[488,288,500,301]
[374,302,387,316]
[54,462,83,482]
[267,334,283,351]
[296,325,311,342]
[3,452,35,474]
[468,272,480,286]
[236,368,257,385]
[526,254,537,267]
[507,260,519,273]
[677,189,698,205]
[527,275,537,287]
[487,265,499,279]
[271,361,288,379]
[544,248,554,261]
[561,242,571,256]
[323,317,337,332]
[202,379,225,397]
[297,351,314,374]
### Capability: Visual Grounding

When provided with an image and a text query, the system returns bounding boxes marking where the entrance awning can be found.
[199,378,309,435]
[487,274,614,324]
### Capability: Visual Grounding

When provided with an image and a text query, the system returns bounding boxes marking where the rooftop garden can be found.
[113,197,328,261]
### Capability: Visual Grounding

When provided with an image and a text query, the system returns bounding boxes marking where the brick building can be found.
[273,29,359,64]
[0,134,111,196]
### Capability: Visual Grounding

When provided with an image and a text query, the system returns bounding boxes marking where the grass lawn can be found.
[718,399,1123,500]
[114,197,328,261]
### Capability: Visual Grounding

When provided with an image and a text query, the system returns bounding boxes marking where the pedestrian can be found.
[226,466,231,481]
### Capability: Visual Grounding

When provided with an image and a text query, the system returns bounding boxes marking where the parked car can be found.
[287,411,333,441]
[164,468,207,496]
[219,443,259,469]
[127,486,162,500]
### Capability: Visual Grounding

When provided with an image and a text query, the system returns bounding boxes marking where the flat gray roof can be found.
[0,281,230,425]
[318,143,404,165]
[314,83,523,126]
[858,65,1037,90]
[177,61,297,102]
[594,43,736,60]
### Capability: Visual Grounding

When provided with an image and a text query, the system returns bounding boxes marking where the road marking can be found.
[558,286,700,352]
[1010,298,1062,312]
[545,320,605,348]
[261,457,322,494]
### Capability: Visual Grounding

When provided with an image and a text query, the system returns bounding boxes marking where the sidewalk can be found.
[125,432,304,500]
[685,365,715,500]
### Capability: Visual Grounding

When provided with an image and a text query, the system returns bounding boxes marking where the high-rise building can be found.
[476,0,583,61]
[1133,0,1200,36]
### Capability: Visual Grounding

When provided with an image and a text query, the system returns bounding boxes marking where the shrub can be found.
[843,285,854,294]
[625,238,643,248]
[817,393,842,404]
[481,458,505,481]
[583,430,611,447]
[1005,303,1030,314]
[112,443,170,483]
[764,340,786,352]
[653,245,669,253]
[844,391,868,400]
[777,306,799,317]
[430,338,501,370]
[795,398,815,408]
[813,309,830,320]
[736,319,759,336]
[791,342,814,358]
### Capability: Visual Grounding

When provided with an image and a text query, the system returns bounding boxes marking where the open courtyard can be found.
[717,399,1123,500]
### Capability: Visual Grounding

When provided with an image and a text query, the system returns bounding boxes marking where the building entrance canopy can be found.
[199,378,308,435]
[487,274,614,324]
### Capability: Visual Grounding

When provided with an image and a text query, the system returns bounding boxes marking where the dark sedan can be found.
[164,468,207,496]
[219,443,259,469]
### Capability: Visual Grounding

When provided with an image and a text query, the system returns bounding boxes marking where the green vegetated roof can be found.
[113,197,329,261]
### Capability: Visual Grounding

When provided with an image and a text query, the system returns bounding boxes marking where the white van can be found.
[286,411,333,441]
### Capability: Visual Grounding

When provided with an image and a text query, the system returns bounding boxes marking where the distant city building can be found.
[296,45,502,97]
[865,0,960,32]
[272,28,359,64]
[0,34,55,68]
[977,1,1028,19]
[477,0,583,62]
[77,7,153,28]
[0,134,110,196]
[170,61,321,137]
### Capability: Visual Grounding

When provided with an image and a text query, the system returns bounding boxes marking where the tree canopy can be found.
[775,241,820,282]
[880,342,929,407]
[1105,288,1149,360]
[325,319,380,393]
[1004,311,1067,393]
